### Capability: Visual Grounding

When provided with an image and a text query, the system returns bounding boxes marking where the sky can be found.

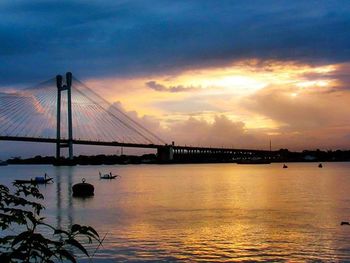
[1,0,350,157]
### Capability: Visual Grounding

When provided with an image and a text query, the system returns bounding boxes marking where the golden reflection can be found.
[89,164,347,261]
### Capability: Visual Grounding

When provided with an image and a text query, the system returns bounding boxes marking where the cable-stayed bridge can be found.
[0,72,272,163]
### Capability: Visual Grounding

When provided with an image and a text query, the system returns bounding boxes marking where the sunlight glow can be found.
[83,59,342,133]
[196,75,268,94]
[296,80,330,88]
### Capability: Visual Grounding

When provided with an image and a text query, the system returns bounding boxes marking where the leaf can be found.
[87,226,99,238]
[66,238,89,257]
[11,230,30,246]
[57,249,77,263]
[0,253,11,263]
[71,224,81,233]
[54,229,69,236]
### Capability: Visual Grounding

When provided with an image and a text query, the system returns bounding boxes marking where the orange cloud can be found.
[76,59,350,150]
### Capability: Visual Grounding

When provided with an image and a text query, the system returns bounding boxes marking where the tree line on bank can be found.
[5,149,350,165]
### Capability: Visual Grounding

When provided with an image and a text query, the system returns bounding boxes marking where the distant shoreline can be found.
[4,149,350,166]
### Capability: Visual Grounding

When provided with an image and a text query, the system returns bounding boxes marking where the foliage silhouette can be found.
[0,183,101,262]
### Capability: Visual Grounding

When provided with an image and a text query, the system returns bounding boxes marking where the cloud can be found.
[165,115,261,148]
[110,101,163,133]
[238,83,350,150]
[0,91,56,138]
[145,81,200,93]
[106,103,270,149]
[0,1,350,85]
[301,63,350,92]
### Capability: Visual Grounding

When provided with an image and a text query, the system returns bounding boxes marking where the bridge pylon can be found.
[56,72,74,160]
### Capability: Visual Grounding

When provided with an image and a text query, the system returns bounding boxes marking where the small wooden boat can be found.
[283,164,288,169]
[341,221,350,226]
[99,172,118,179]
[73,178,94,197]
[318,163,323,168]
[14,173,53,185]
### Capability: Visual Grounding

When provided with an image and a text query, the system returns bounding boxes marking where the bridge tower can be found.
[56,72,74,160]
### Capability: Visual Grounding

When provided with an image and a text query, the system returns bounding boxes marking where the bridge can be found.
[0,72,273,163]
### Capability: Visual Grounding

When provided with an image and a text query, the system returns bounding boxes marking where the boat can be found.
[14,173,53,185]
[73,178,94,197]
[99,172,118,179]
[318,163,323,168]
[283,164,288,169]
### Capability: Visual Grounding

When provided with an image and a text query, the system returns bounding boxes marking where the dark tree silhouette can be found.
[0,183,101,262]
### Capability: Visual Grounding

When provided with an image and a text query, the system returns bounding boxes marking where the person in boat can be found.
[15,173,53,184]
[99,171,114,179]
[99,171,120,179]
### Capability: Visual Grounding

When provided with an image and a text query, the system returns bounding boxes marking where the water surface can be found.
[1,163,350,262]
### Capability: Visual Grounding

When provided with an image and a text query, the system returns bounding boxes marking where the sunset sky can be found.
[1,1,350,157]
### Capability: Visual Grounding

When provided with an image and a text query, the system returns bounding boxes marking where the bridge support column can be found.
[157,146,174,162]
[66,72,73,160]
[56,75,62,159]
[56,72,74,161]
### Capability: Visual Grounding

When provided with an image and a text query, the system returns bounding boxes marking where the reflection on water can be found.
[55,167,62,229]
[55,167,73,230]
[1,163,350,261]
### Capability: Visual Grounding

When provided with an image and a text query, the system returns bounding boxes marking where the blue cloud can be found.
[0,0,350,85]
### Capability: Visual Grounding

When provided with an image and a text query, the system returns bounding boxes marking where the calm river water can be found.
[1,163,350,262]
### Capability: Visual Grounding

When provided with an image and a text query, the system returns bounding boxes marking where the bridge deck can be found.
[0,136,271,154]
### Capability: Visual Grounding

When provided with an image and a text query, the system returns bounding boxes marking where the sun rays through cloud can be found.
[74,59,350,150]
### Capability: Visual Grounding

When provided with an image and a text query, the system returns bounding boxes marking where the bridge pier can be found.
[157,146,174,162]
[56,75,62,159]
[56,72,74,160]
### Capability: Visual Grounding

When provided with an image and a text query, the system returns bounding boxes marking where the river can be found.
[1,163,350,262]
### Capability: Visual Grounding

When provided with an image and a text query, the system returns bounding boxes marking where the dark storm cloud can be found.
[0,0,350,85]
